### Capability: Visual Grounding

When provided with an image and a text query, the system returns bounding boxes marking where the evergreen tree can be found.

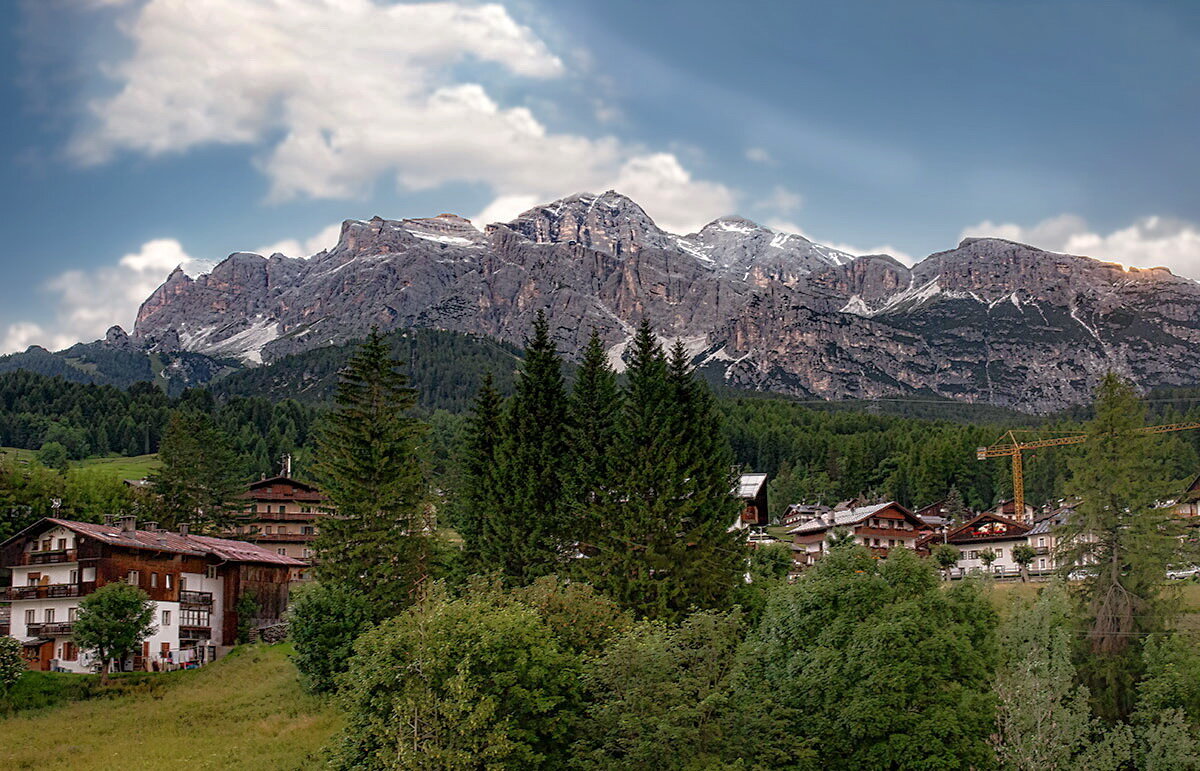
[579,323,744,620]
[1059,372,1181,720]
[147,410,242,530]
[567,328,621,512]
[490,311,571,583]
[312,330,430,616]
[458,372,505,571]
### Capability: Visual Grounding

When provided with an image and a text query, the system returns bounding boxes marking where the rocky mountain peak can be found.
[491,190,672,256]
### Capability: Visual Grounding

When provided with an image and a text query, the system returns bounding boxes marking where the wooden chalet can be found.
[731,473,769,531]
[1,516,303,673]
[945,512,1031,574]
[230,475,328,575]
[788,501,932,567]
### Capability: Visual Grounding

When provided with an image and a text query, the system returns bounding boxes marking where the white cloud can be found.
[73,0,736,234]
[756,185,803,215]
[472,194,541,228]
[1,239,205,355]
[960,214,1200,279]
[745,147,772,164]
[256,223,343,259]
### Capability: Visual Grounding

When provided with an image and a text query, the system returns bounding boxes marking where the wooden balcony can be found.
[6,582,91,600]
[245,533,315,543]
[26,621,73,636]
[179,590,213,607]
[179,626,212,641]
[14,549,77,566]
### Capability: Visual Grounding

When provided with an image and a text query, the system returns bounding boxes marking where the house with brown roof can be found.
[945,512,1032,576]
[787,501,932,567]
[228,476,329,575]
[1,515,303,673]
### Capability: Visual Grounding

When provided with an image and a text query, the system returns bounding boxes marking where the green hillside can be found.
[0,644,340,770]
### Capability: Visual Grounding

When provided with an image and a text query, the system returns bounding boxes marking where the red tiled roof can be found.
[40,518,305,566]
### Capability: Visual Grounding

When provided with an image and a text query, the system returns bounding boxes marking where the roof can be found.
[945,512,1031,543]
[735,473,768,499]
[788,501,915,534]
[6,518,305,567]
[247,475,321,493]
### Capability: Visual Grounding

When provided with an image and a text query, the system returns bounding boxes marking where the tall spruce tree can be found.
[312,330,430,616]
[459,372,504,571]
[579,322,744,620]
[1060,372,1182,721]
[490,311,571,583]
[567,329,621,512]
[147,410,242,531]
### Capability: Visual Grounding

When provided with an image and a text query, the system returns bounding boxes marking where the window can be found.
[26,573,39,586]
[68,607,77,622]
[24,609,35,624]
[250,504,258,514]
[180,609,210,628]
[278,526,287,535]
[69,569,78,584]
[45,609,54,623]
[1039,559,1047,569]
[265,526,273,535]
[151,573,158,589]
[302,526,314,535]
[179,576,187,590]
[302,549,312,559]
[57,538,67,550]
[61,642,77,661]
[162,610,172,626]
[1038,537,1046,547]
[41,539,50,551]
[205,566,217,580]
[278,548,287,555]
[165,574,173,590]
[301,507,311,514]
[127,570,140,586]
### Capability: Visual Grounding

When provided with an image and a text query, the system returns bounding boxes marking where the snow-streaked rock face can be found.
[132,193,1200,413]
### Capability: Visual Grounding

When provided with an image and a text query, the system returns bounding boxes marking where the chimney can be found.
[178,522,190,536]
[143,521,159,532]
[104,514,118,527]
[120,515,137,533]
[283,453,292,477]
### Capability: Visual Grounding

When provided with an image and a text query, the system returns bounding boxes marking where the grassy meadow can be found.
[0,644,341,771]
[0,446,160,479]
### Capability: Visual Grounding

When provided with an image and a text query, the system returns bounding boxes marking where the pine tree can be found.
[1060,372,1182,721]
[491,311,571,583]
[579,323,744,620]
[147,410,242,531]
[459,372,504,570]
[567,329,621,513]
[312,330,430,616]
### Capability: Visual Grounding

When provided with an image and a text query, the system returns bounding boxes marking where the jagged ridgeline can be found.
[121,191,1200,414]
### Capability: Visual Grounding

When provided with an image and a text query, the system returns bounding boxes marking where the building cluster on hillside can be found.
[0,470,328,673]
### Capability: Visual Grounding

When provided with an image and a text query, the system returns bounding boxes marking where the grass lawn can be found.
[0,446,160,479]
[0,644,341,771]
[981,578,1200,625]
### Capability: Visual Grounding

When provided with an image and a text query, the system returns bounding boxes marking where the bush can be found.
[288,582,374,694]
[332,590,583,770]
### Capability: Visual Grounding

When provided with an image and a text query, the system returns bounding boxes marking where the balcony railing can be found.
[26,621,73,636]
[179,626,212,641]
[15,549,78,566]
[179,591,213,607]
[6,583,87,600]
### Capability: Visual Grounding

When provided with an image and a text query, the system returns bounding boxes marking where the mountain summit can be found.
[129,191,1200,412]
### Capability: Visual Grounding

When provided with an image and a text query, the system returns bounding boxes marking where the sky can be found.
[2,0,1200,353]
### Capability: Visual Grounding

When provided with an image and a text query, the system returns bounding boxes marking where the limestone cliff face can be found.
[131,192,1200,412]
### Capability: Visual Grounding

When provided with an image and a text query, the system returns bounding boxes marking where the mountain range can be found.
[9,191,1200,413]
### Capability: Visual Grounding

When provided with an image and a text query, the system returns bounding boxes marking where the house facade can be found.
[945,512,1032,575]
[788,501,932,567]
[229,476,328,575]
[729,473,770,532]
[1,516,303,673]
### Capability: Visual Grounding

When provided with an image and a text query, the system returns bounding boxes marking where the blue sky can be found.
[3,0,1199,352]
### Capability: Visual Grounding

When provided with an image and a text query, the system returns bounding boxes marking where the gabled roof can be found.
[788,501,924,535]
[3,518,305,567]
[247,475,321,493]
[735,473,768,499]
[945,512,1031,543]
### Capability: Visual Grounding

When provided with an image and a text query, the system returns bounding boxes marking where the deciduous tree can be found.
[72,581,156,683]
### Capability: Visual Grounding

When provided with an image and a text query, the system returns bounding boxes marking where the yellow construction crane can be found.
[977,422,1200,519]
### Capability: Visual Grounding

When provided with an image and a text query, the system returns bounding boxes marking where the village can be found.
[4,458,1198,676]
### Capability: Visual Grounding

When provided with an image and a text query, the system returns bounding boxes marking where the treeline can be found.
[290,328,1200,769]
